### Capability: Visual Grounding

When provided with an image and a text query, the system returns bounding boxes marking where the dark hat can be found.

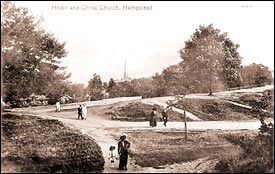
[109,145,115,151]
[120,135,126,141]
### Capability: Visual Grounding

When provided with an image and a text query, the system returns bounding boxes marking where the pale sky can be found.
[13,1,274,85]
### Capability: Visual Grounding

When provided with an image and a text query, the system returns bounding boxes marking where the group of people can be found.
[108,106,172,170]
[108,133,131,170]
[55,101,172,170]
[55,102,88,120]
[150,105,172,127]
[78,104,87,120]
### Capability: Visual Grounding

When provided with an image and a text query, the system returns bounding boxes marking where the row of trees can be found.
[85,60,273,101]
[86,24,273,100]
[1,2,273,106]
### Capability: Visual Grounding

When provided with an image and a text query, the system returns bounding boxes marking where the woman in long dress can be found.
[150,108,157,127]
[56,102,60,112]
[82,104,87,119]
[118,134,130,170]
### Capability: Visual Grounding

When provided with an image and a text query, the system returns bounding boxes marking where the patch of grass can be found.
[125,130,248,168]
[175,99,256,121]
[1,114,105,173]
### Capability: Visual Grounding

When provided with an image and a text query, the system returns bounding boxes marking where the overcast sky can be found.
[14,1,274,85]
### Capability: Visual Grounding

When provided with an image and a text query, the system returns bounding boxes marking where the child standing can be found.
[108,145,117,168]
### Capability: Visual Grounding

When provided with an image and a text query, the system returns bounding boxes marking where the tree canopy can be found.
[1,1,70,106]
[179,24,243,95]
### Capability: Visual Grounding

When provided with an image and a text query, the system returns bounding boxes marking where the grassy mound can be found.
[125,130,251,168]
[1,114,104,173]
[222,89,274,113]
[174,98,257,121]
[105,102,191,122]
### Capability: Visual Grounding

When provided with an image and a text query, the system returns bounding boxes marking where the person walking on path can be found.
[78,104,82,119]
[162,105,172,126]
[150,107,157,127]
[118,134,131,170]
[82,104,87,120]
[55,102,60,112]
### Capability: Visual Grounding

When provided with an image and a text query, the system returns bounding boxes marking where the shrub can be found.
[1,114,105,173]
[215,132,274,173]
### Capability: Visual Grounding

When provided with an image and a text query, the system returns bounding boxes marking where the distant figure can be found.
[118,134,131,170]
[150,107,157,127]
[82,104,87,120]
[56,102,60,112]
[108,145,118,168]
[78,104,82,119]
[162,105,172,126]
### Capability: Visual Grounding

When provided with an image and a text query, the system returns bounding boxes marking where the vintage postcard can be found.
[1,1,274,173]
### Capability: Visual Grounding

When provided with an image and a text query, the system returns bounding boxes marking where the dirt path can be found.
[18,107,260,173]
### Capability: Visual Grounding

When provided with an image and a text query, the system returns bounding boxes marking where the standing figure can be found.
[108,145,117,169]
[78,104,82,119]
[118,134,130,170]
[56,102,60,112]
[162,105,172,126]
[150,107,157,127]
[82,104,87,120]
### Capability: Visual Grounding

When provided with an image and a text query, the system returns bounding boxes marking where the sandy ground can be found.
[4,85,273,173]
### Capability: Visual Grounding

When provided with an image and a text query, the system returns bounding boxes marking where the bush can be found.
[215,132,274,173]
[1,114,105,173]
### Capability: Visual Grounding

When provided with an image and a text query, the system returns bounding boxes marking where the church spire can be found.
[123,59,127,80]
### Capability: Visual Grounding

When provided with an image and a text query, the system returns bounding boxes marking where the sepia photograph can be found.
[1,1,274,173]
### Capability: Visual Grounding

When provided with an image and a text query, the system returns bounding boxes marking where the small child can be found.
[108,145,117,168]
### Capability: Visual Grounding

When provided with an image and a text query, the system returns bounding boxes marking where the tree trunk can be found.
[209,76,213,96]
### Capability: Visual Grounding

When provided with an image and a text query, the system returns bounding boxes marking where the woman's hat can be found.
[120,133,127,140]
[109,145,115,150]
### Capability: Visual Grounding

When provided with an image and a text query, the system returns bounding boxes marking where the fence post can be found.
[184,110,187,140]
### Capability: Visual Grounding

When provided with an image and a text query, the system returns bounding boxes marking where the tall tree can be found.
[107,78,116,92]
[87,74,103,101]
[179,24,224,95]
[222,38,243,88]
[1,1,69,106]
[179,24,242,94]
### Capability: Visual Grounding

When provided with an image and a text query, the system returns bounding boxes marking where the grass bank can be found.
[1,113,104,173]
